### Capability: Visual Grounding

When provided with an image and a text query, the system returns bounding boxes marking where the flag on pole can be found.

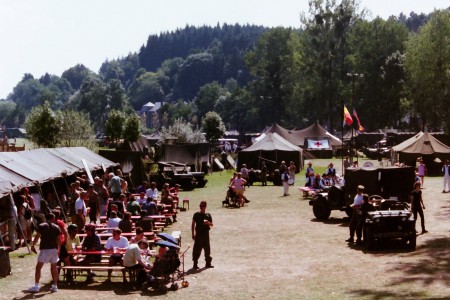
[353,108,364,131]
[344,106,353,126]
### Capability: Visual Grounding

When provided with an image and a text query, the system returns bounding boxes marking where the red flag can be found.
[353,108,364,131]
[344,106,353,126]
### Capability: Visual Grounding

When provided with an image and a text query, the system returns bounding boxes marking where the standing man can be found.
[260,161,268,186]
[442,160,450,193]
[74,191,88,233]
[28,213,61,293]
[411,182,427,234]
[346,185,364,243]
[192,201,213,270]
[282,168,290,196]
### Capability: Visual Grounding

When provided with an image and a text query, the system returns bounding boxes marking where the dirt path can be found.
[2,165,449,300]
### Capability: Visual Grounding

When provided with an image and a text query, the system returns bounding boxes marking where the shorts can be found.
[38,249,59,264]
[109,254,123,265]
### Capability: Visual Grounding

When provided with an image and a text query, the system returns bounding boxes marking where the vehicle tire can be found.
[408,235,416,250]
[182,182,195,191]
[313,200,331,220]
[170,283,179,291]
[365,226,375,250]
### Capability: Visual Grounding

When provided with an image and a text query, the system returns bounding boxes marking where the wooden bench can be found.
[59,265,126,282]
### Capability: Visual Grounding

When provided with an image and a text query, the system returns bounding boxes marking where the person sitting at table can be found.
[136,192,147,207]
[119,212,133,233]
[135,210,153,232]
[142,197,158,216]
[136,181,148,194]
[105,228,129,283]
[123,238,152,288]
[107,211,122,231]
[145,182,159,200]
[126,195,141,216]
[59,224,80,284]
[80,224,102,283]
[130,227,145,244]
[161,195,177,223]
[162,183,179,203]
[106,194,125,219]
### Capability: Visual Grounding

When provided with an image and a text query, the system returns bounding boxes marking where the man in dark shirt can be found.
[28,213,61,293]
[192,201,213,270]
[80,224,102,283]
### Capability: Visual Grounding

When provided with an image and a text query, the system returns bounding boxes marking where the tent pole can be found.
[9,193,31,254]
[51,181,67,223]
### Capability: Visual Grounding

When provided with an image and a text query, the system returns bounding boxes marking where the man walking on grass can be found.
[192,201,214,270]
[28,213,61,293]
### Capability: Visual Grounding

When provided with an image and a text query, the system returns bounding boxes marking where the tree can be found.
[127,71,164,110]
[123,113,141,142]
[57,110,94,147]
[61,64,96,90]
[159,118,205,144]
[405,10,450,132]
[24,102,59,148]
[193,82,225,125]
[105,110,126,143]
[201,111,226,143]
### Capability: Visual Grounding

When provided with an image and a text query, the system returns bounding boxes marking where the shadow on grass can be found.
[310,217,347,225]
[349,236,450,298]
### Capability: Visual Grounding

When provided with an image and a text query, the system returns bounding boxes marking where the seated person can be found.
[312,174,322,190]
[130,227,145,244]
[135,210,153,232]
[105,228,129,283]
[136,181,148,194]
[80,224,102,283]
[305,171,315,188]
[145,182,159,200]
[136,192,147,207]
[161,195,177,223]
[59,224,80,284]
[107,210,122,231]
[126,196,141,216]
[106,195,125,219]
[123,238,153,288]
[142,197,158,216]
[119,212,133,233]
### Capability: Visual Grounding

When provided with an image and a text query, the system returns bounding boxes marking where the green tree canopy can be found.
[123,113,141,142]
[201,111,226,143]
[24,102,59,148]
[105,110,127,143]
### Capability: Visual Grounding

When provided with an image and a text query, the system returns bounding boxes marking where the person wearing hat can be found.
[346,185,365,243]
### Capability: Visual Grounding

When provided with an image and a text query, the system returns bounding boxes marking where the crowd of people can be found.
[0,168,195,293]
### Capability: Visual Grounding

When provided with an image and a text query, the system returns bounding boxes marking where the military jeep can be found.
[309,166,415,220]
[148,162,197,191]
[364,198,416,250]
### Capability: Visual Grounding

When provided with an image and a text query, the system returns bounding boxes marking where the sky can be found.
[0,0,448,99]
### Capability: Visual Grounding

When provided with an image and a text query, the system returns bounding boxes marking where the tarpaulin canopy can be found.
[0,147,118,197]
[238,133,302,170]
[391,132,450,175]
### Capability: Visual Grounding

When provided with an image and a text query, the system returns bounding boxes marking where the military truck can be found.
[148,162,197,191]
[309,166,415,220]
[364,197,416,250]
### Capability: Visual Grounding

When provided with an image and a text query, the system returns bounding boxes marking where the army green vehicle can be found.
[309,166,415,220]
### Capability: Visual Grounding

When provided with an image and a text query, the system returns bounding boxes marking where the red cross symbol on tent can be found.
[314,141,322,147]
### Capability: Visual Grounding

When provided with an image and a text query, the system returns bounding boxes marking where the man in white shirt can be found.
[105,228,129,282]
[107,211,122,231]
[346,185,364,243]
[145,182,159,199]
[74,191,88,232]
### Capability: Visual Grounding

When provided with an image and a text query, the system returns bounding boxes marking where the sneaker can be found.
[205,264,214,268]
[355,240,362,246]
[50,285,58,293]
[442,190,446,193]
[28,285,40,293]
[193,264,199,270]
[422,230,428,234]
[345,238,354,243]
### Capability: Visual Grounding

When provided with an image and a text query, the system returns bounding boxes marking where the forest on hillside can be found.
[0,0,449,137]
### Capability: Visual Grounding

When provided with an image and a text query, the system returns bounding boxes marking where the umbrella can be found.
[157,233,179,246]
[155,240,180,249]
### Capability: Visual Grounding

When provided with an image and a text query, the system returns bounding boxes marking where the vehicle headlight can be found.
[375,218,380,223]
[401,217,407,222]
